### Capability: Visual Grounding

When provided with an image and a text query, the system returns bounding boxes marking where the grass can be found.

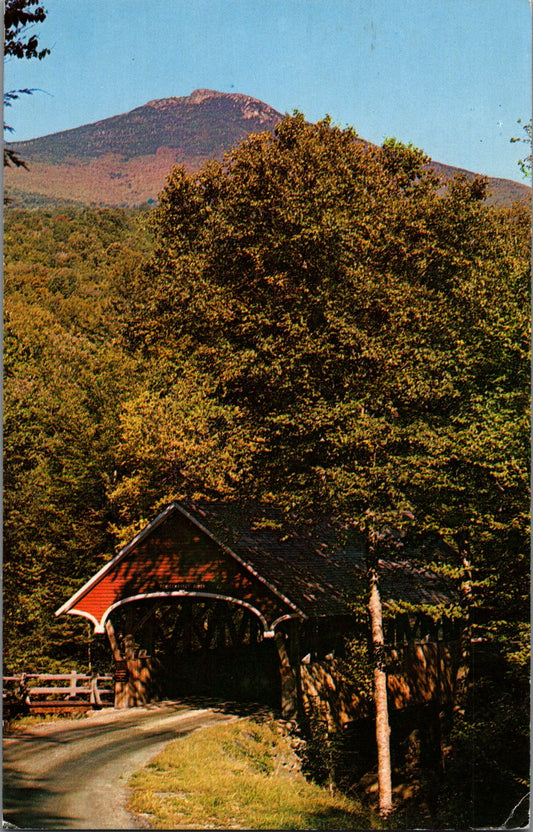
[3,711,86,736]
[127,718,378,829]
[3,710,91,733]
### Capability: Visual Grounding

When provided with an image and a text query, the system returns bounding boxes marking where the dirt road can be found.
[3,703,240,829]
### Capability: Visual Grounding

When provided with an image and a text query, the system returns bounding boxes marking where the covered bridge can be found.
[56,500,461,721]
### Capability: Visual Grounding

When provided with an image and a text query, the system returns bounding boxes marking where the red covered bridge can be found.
[56,500,461,720]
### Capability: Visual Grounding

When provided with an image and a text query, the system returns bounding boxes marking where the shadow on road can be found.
[3,773,79,829]
[167,695,278,720]
[3,699,270,830]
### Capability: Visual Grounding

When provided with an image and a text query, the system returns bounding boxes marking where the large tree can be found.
[117,116,529,620]
[113,115,529,816]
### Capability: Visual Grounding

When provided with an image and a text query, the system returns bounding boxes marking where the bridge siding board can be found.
[70,511,291,628]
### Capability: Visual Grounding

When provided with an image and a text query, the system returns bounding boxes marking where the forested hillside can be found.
[3,116,530,826]
[4,208,152,668]
[4,114,530,675]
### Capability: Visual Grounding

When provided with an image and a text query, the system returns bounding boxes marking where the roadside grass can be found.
[127,718,378,829]
[3,711,90,733]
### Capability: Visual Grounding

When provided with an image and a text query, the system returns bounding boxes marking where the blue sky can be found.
[4,0,531,181]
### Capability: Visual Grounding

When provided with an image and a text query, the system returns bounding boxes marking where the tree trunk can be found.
[368,567,393,818]
[455,543,473,716]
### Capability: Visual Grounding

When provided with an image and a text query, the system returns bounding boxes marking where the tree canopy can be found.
[111,120,530,821]
[115,114,529,628]
[3,208,152,669]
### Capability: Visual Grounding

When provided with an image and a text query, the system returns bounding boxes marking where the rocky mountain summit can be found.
[147,88,280,124]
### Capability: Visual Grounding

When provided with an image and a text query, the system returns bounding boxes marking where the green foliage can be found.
[301,716,349,791]
[341,637,374,701]
[110,119,529,828]
[434,648,530,828]
[2,116,530,829]
[117,113,529,624]
[3,207,152,670]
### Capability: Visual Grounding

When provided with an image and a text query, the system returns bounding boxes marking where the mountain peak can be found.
[189,88,227,103]
[145,88,280,122]
[145,89,222,108]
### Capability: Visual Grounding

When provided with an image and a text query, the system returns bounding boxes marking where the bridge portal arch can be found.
[56,503,306,713]
[107,593,286,706]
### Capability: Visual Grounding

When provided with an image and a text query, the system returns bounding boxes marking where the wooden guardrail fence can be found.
[3,672,114,716]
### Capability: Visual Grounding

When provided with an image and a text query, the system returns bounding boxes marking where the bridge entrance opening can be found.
[109,597,282,708]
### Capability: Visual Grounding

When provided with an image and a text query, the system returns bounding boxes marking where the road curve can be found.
[3,703,240,829]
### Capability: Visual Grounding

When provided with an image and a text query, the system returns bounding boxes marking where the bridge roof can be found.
[180,498,459,612]
[56,499,459,634]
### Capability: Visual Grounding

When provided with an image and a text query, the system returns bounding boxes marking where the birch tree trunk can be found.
[455,535,473,716]
[368,566,393,818]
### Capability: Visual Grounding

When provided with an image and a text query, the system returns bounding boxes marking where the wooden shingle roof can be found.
[181,499,459,617]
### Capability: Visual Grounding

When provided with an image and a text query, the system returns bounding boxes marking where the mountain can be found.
[429,161,530,208]
[4,89,530,208]
[4,89,282,207]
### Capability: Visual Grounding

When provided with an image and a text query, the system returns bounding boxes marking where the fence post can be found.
[90,675,102,707]
[68,671,78,700]
[20,673,30,705]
